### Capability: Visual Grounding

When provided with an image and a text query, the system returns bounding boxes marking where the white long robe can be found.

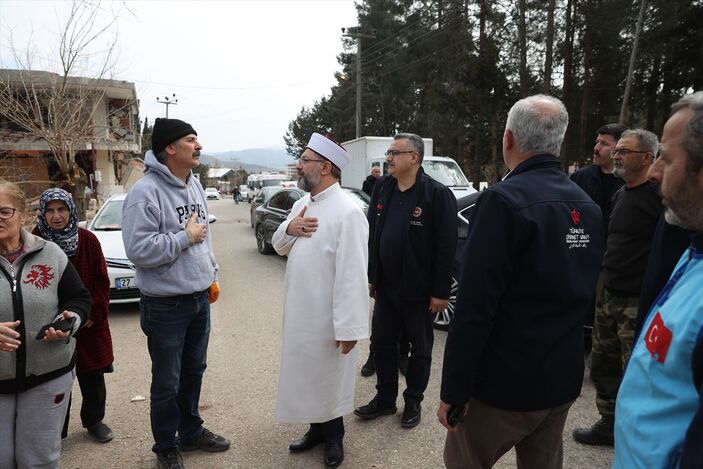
[273,183,369,423]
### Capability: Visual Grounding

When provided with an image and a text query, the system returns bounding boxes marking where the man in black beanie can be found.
[123,118,229,469]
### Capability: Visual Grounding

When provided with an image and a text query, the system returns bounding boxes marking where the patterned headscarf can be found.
[36,188,80,257]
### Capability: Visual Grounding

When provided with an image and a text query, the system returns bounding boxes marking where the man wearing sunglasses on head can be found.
[573,128,663,446]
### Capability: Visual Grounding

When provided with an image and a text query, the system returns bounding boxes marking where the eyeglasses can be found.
[298,157,326,164]
[0,207,17,219]
[384,150,416,157]
[611,148,649,157]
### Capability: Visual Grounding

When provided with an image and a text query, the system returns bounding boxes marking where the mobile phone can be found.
[35,316,76,340]
[447,403,466,428]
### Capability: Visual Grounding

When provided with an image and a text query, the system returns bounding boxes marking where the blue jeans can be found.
[140,291,211,453]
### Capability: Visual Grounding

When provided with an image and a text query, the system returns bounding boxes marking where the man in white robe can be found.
[273,133,369,469]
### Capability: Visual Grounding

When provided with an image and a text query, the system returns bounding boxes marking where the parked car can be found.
[83,193,139,304]
[83,193,217,304]
[205,187,220,200]
[253,187,370,255]
[433,191,482,331]
[250,186,285,228]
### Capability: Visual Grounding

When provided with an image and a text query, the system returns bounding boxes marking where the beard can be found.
[297,169,321,192]
[663,180,703,231]
[612,165,625,179]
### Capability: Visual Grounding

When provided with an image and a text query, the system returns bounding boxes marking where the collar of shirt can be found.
[310,182,340,203]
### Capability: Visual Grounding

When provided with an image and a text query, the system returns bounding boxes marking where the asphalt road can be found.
[60,198,614,468]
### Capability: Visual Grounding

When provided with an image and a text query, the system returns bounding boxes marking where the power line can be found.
[360,14,466,69]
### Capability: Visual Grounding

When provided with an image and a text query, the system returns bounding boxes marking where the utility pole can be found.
[157,93,178,118]
[620,0,647,123]
[342,27,375,139]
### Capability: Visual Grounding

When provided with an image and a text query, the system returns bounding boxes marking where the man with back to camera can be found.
[355,133,457,430]
[613,91,703,468]
[273,133,369,468]
[573,128,662,446]
[122,118,228,469]
[438,95,605,469]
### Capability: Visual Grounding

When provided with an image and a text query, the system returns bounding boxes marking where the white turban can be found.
[306,133,351,169]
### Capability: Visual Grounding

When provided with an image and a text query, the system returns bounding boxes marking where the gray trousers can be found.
[444,398,573,469]
[0,370,74,469]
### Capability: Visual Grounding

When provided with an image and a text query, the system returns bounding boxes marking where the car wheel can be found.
[433,276,458,331]
[256,223,274,255]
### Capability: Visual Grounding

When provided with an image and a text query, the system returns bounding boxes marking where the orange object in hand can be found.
[208,281,220,304]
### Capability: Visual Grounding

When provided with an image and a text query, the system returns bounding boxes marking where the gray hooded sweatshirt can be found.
[122,151,218,297]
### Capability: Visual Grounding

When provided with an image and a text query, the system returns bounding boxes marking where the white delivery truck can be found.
[341,136,476,199]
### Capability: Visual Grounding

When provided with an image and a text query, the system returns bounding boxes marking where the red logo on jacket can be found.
[23,264,55,289]
[644,311,672,364]
[571,209,581,225]
[413,206,422,217]
[377,203,383,211]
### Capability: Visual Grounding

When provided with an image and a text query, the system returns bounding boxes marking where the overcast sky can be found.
[0,0,358,152]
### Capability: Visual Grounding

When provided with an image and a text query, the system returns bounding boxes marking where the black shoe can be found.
[401,401,421,428]
[87,421,113,443]
[324,440,344,468]
[361,354,375,377]
[289,429,324,453]
[180,428,231,453]
[354,397,397,420]
[398,356,409,376]
[157,448,185,469]
[572,417,614,446]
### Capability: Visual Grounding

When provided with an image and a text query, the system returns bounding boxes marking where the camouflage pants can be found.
[589,288,638,419]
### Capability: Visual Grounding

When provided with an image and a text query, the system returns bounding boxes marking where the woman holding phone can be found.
[0,181,90,468]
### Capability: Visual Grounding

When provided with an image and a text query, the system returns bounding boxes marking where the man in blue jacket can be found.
[614,91,703,469]
[122,118,228,469]
[355,133,457,430]
[438,95,605,469]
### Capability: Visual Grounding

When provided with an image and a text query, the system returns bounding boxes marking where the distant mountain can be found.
[209,147,294,171]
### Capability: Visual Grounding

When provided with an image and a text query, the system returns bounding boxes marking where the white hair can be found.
[506,94,569,156]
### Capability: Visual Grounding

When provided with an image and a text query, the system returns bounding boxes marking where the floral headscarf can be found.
[36,188,79,257]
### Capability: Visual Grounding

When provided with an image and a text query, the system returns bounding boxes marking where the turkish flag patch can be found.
[644,311,673,364]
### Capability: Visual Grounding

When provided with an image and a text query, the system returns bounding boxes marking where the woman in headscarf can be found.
[34,187,115,443]
[0,180,90,468]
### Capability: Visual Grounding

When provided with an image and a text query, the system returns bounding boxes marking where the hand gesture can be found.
[335,340,357,354]
[429,296,449,314]
[185,213,207,245]
[0,320,21,352]
[286,206,318,237]
[42,311,73,342]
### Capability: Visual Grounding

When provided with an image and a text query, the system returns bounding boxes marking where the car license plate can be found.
[115,277,134,289]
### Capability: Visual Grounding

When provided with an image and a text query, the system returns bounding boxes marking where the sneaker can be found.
[572,417,614,446]
[180,428,231,453]
[157,448,184,469]
[361,353,375,377]
[87,421,113,443]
